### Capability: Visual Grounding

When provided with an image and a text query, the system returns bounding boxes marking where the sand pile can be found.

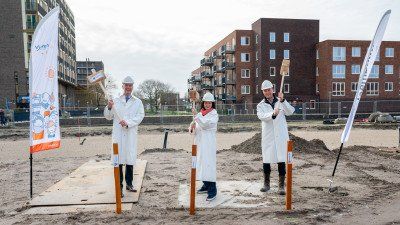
[227,132,331,155]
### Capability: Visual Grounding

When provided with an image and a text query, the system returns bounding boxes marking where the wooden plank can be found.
[24,203,133,215]
[29,159,147,206]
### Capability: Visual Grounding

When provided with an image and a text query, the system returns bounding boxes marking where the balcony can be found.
[220,94,237,101]
[222,61,235,70]
[193,76,202,82]
[200,58,213,66]
[213,66,224,74]
[226,95,237,101]
[201,84,214,90]
[201,71,213,78]
[225,78,236,85]
[214,80,223,87]
[225,45,235,54]
[25,1,37,11]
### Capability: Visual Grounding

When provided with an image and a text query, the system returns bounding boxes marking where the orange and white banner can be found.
[29,7,61,153]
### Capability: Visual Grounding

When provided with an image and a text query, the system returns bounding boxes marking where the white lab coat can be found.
[104,95,145,165]
[193,109,218,182]
[257,99,295,163]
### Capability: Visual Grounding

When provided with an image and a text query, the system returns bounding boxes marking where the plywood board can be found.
[177,181,281,208]
[29,159,147,206]
[24,203,133,215]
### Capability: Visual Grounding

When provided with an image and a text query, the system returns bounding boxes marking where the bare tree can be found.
[137,79,175,111]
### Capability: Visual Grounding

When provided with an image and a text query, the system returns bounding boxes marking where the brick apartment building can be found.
[189,18,320,105]
[316,40,400,102]
[0,0,76,108]
[188,18,400,108]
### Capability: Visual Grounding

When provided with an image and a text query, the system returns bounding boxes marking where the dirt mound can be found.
[227,132,331,155]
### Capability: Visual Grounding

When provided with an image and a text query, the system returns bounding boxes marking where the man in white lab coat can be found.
[257,80,295,195]
[104,76,145,197]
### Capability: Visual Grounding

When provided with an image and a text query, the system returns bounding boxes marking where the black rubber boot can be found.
[278,175,286,195]
[260,172,270,192]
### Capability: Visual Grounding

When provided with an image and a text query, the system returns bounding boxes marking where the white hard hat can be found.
[122,76,134,84]
[202,92,215,102]
[261,80,273,90]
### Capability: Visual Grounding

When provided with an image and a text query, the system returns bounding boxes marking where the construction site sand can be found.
[1,130,400,224]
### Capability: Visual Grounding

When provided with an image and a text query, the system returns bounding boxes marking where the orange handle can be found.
[286,140,293,210]
[113,143,122,214]
[190,144,197,215]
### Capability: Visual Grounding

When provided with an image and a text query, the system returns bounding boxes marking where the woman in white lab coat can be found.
[189,92,219,201]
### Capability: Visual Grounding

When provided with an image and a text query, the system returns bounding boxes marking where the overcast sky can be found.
[67,0,399,96]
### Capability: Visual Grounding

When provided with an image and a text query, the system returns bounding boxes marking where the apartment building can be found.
[316,40,400,102]
[0,0,76,108]
[188,18,319,105]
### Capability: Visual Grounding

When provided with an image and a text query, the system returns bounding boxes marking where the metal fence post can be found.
[373,101,378,112]
[160,105,164,124]
[302,102,306,120]
[338,102,341,118]
[86,103,91,126]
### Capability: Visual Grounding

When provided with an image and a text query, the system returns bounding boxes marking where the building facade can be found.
[316,40,400,102]
[0,0,76,108]
[188,18,320,105]
[74,59,105,107]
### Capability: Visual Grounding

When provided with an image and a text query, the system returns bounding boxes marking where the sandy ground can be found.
[1,124,400,224]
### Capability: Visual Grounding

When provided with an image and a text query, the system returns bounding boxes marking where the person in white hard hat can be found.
[257,80,295,195]
[189,92,219,201]
[104,76,145,197]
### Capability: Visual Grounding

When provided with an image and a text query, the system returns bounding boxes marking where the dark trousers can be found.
[119,164,133,188]
[263,162,286,176]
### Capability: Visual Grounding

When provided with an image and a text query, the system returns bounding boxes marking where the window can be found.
[385,65,393,74]
[26,14,37,29]
[240,36,250,45]
[255,34,259,44]
[284,50,290,59]
[270,49,276,59]
[241,85,250,94]
[352,47,361,57]
[351,65,361,74]
[272,84,276,93]
[332,82,345,96]
[256,68,259,77]
[316,83,319,93]
[241,53,250,62]
[385,82,393,91]
[270,67,276,76]
[316,67,319,76]
[284,33,290,42]
[333,47,346,61]
[370,65,379,78]
[241,69,250,78]
[316,50,319,59]
[351,82,358,92]
[256,85,259,94]
[269,32,276,42]
[385,48,394,57]
[284,84,290,93]
[366,82,379,95]
[256,51,258,61]
[332,65,346,78]
[310,100,316,109]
